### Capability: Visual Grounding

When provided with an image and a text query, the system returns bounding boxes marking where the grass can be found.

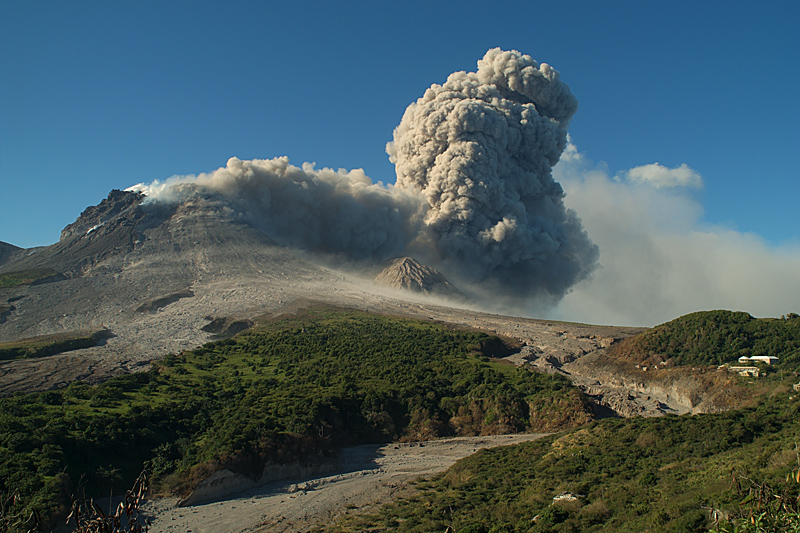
[0,268,59,288]
[329,393,800,533]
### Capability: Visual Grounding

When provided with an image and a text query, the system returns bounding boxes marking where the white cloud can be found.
[624,162,703,189]
[548,141,800,326]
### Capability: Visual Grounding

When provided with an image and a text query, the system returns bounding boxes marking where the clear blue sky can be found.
[2,0,798,249]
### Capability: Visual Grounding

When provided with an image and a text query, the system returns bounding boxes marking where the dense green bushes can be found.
[611,310,800,369]
[0,308,587,531]
[336,394,800,533]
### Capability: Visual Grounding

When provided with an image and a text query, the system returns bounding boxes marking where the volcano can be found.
[374,257,465,300]
[0,189,679,421]
[0,190,475,394]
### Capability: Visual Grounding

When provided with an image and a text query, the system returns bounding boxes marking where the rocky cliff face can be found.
[374,257,464,300]
[0,190,155,277]
[59,189,146,241]
[561,351,751,417]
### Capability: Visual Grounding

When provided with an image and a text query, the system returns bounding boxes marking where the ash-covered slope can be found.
[374,257,464,300]
[0,190,666,420]
[0,241,22,267]
[0,190,357,393]
[0,189,321,285]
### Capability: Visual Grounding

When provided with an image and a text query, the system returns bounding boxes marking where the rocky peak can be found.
[374,257,464,299]
[60,189,145,241]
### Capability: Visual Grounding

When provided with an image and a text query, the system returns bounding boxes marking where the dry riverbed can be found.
[143,434,548,533]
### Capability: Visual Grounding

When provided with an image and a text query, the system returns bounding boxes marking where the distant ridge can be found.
[374,257,465,300]
[0,241,22,267]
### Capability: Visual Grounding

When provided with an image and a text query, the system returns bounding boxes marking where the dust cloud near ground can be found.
[143,434,548,533]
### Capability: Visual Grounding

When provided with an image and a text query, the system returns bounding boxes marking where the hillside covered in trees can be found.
[609,310,800,369]
[333,394,800,533]
[0,308,590,531]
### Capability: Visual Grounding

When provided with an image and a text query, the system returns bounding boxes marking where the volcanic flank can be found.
[0,241,22,266]
[0,48,601,393]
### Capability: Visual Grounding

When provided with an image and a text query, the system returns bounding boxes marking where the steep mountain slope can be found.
[0,191,358,392]
[0,190,640,398]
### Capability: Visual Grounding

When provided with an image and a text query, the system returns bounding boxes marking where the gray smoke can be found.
[128,48,597,305]
[388,48,597,301]
[129,156,424,260]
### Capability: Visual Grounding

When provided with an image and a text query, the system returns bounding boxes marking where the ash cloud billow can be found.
[129,156,424,261]
[128,48,597,306]
[388,48,597,302]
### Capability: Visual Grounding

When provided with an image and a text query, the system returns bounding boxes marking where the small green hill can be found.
[0,308,589,532]
[610,310,800,369]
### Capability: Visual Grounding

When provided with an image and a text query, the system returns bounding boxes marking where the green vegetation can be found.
[334,394,800,533]
[0,329,112,361]
[611,310,800,369]
[715,472,800,532]
[0,308,588,531]
[0,268,59,288]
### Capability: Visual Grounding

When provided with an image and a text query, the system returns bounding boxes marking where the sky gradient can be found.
[1,1,798,324]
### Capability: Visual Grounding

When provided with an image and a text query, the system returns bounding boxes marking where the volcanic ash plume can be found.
[128,156,424,260]
[128,48,597,305]
[388,48,598,301]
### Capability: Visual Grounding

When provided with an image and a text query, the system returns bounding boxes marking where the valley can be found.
[143,434,549,533]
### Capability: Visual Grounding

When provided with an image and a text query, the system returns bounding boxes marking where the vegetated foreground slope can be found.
[554,310,800,416]
[334,394,800,533]
[610,310,800,369]
[0,308,591,532]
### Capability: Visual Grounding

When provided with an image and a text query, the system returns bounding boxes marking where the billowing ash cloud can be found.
[388,48,597,300]
[128,48,597,305]
[129,156,423,260]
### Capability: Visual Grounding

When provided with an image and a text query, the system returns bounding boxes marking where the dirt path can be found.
[143,434,548,533]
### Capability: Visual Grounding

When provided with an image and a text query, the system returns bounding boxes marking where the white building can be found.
[737,356,779,365]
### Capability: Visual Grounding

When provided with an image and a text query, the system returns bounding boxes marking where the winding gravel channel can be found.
[143,434,548,533]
